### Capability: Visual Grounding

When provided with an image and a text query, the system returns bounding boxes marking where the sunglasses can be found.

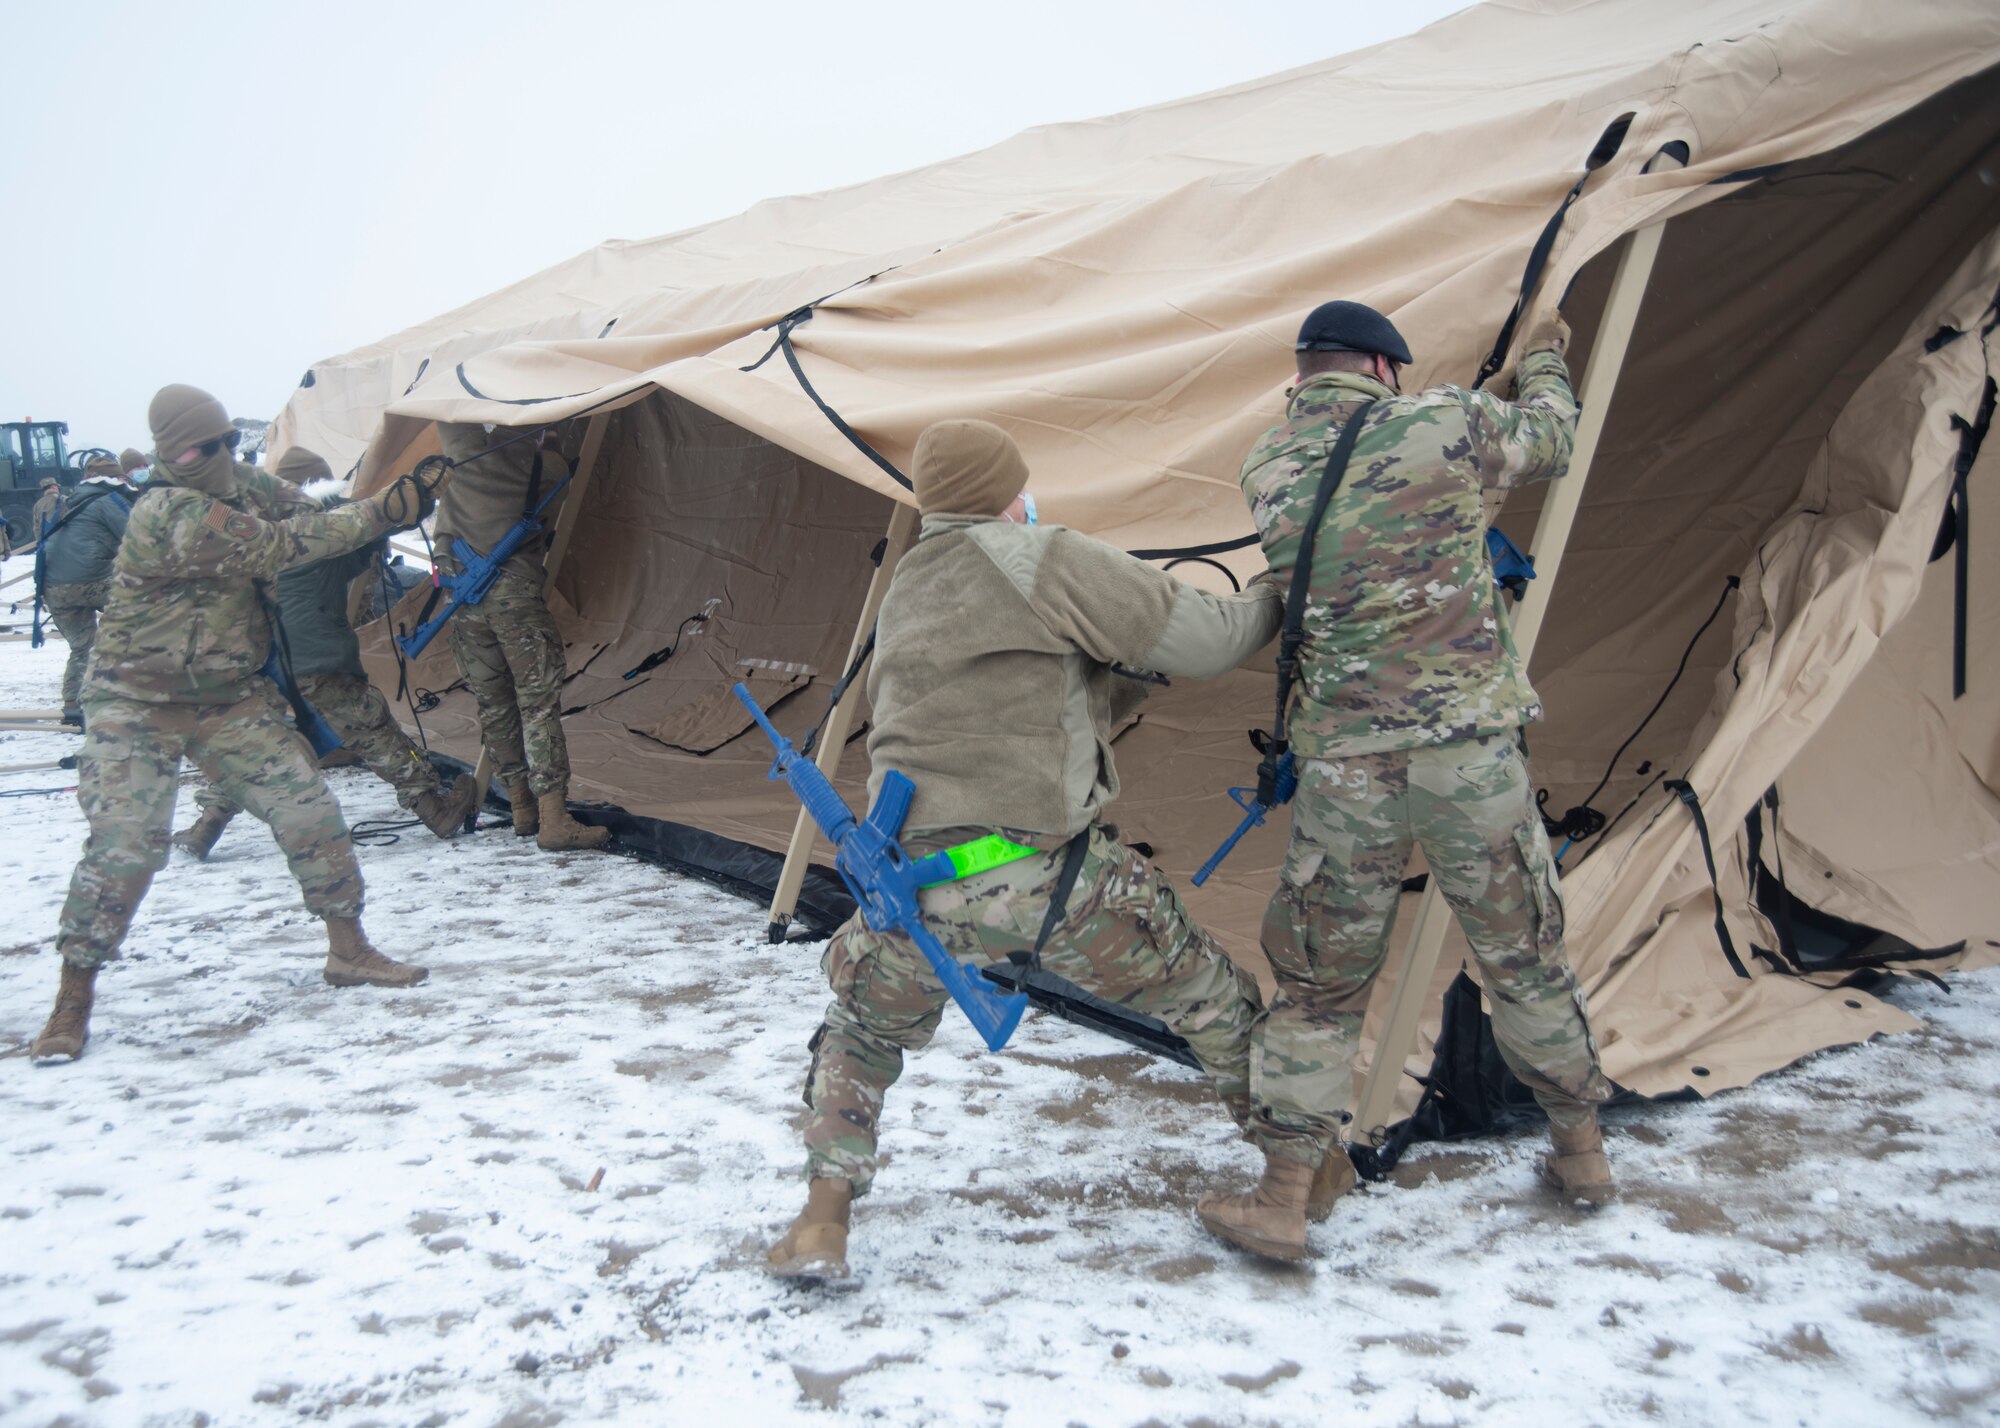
[178,429,242,463]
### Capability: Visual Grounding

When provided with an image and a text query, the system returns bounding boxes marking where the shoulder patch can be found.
[201,502,261,541]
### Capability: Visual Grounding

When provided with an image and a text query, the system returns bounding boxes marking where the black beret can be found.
[1295,300,1414,365]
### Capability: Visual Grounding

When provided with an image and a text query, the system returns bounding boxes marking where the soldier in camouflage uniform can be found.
[27,385,448,1064]
[767,418,1353,1282]
[31,477,64,542]
[173,446,478,859]
[38,457,133,721]
[434,422,607,852]
[1234,300,1616,1220]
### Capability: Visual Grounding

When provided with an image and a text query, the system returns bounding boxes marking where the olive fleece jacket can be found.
[865,515,1280,837]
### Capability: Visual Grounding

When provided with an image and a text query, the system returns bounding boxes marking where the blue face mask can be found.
[1020,492,1038,526]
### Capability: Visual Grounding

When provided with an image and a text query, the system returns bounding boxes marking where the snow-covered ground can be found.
[2,551,1997,1428]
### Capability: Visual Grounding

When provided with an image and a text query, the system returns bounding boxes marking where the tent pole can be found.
[1350,211,1672,1145]
[469,411,612,812]
[765,500,919,941]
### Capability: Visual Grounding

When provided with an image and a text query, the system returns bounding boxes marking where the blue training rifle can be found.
[732,682,1028,1052]
[1191,527,1538,886]
[262,645,342,758]
[1190,750,1296,888]
[395,470,572,659]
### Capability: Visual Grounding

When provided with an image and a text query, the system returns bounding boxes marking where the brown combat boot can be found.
[172,805,235,861]
[536,788,610,852]
[766,1177,855,1285]
[1197,1154,1315,1262]
[1536,1114,1617,1208]
[506,780,538,837]
[322,916,429,988]
[30,961,97,1063]
[1308,1145,1357,1224]
[412,774,478,839]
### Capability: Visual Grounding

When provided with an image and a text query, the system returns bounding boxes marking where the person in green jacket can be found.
[172,446,478,858]
[28,386,448,1064]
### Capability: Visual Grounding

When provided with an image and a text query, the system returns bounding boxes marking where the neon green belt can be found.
[919,833,1042,886]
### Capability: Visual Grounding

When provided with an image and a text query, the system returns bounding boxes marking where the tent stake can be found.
[765,500,918,940]
[469,411,611,812]
[1350,209,1672,1145]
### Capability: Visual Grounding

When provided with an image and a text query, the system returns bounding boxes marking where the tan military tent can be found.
[274,0,2000,1127]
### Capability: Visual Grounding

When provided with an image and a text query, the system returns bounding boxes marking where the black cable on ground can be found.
[350,817,424,847]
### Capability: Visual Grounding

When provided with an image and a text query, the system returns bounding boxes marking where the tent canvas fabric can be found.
[289,0,2000,1124]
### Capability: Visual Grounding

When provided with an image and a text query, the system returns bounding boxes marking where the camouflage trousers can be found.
[442,560,571,797]
[57,682,364,970]
[1261,732,1612,1133]
[196,673,441,827]
[44,579,109,711]
[803,822,1340,1198]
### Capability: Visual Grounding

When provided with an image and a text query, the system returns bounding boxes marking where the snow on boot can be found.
[507,780,539,837]
[766,1177,855,1286]
[1537,1115,1617,1208]
[172,806,234,861]
[1308,1146,1357,1224]
[413,774,478,839]
[536,790,610,852]
[30,962,98,1063]
[322,917,428,988]
[1197,1154,1314,1262]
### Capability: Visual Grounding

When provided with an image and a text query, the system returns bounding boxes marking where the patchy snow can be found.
[2,550,1998,1427]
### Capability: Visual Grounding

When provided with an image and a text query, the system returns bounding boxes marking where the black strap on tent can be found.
[797,625,877,762]
[1663,778,1751,980]
[1470,115,1634,391]
[1254,402,1376,804]
[1947,375,1994,699]
[1742,784,1804,973]
[1541,575,1739,858]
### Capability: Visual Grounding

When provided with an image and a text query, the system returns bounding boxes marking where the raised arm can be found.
[1462,315,1578,491]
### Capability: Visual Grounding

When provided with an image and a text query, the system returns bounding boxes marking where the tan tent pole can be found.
[1350,205,1673,1144]
[764,500,918,940]
[469,412,611,812]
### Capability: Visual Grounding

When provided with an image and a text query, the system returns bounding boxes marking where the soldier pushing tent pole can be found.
[1350,152,1684,1154]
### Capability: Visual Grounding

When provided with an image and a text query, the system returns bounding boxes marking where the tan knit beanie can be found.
[911,419,1029,518]
[148,384,233,459]
[273,446,334,486]
[118,448,148,473]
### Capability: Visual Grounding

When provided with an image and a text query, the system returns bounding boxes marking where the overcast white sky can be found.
[1,1,1465,455]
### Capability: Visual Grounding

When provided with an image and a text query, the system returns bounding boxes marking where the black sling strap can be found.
[1664,778,1751,980]
[1255,400,1377,804]
[1030,830,1093,957]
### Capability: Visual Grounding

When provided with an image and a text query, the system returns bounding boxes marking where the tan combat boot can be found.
[506,780,538,838]
[1308,1145,1358,1224]
[766,1177,854,1284]
[536,788,610,852]
[322,916,429,988]
[412,774,479,839]
[1537,1114,1617,1208]
[1197,1154,1315,1262]
[30,961,98,1063]
[172,806,235,861]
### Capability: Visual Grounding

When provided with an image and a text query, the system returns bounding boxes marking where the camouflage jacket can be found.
[87,462,391,706]
[1239,345,1576,757]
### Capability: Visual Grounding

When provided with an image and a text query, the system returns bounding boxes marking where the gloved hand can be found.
[375,456,451,531]
[1523,309,1571,357]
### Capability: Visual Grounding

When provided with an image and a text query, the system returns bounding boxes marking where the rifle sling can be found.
[1267,400,1378,765]
[1030,829,1093,958]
